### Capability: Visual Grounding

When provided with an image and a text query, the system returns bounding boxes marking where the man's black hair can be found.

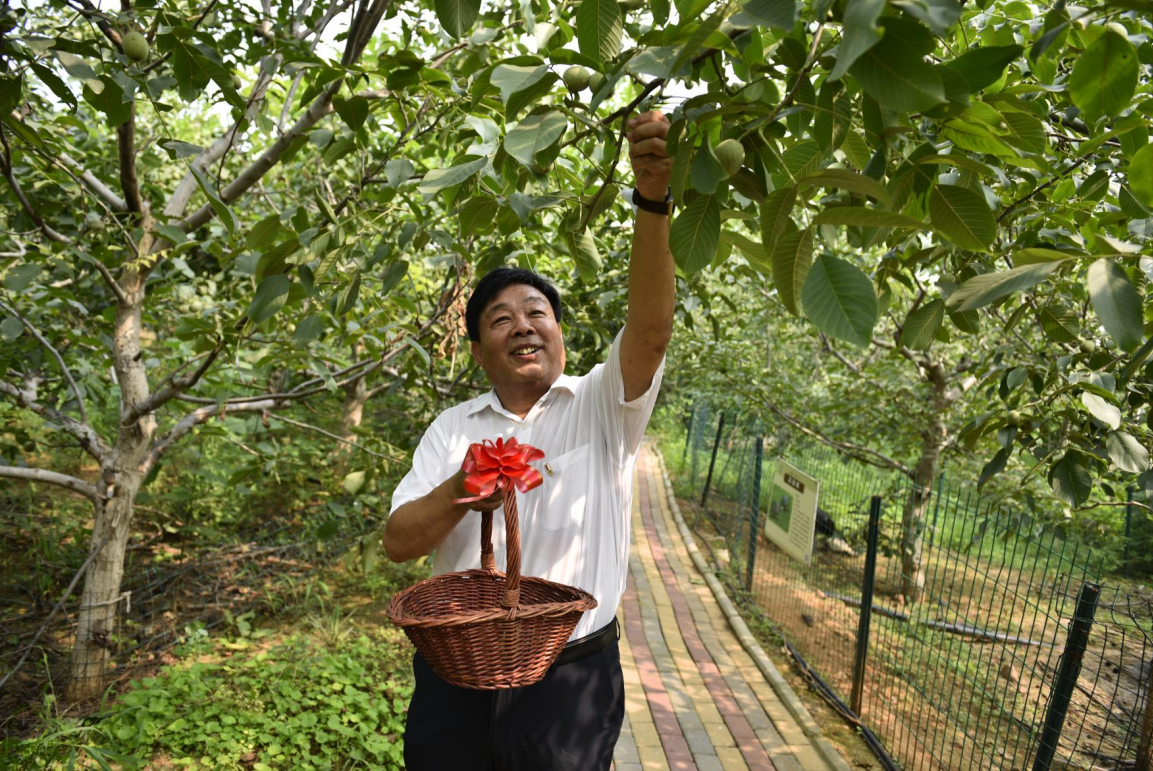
[465,267,563,342]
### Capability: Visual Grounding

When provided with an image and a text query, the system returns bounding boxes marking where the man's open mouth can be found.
[511,346,541,358]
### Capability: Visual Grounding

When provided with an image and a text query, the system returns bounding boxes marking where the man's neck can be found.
[493,383,551,419]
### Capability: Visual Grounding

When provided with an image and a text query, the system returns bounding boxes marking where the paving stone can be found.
[612,447,844,771]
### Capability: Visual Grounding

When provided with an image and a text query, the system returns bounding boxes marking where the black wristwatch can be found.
[632,187,673,216]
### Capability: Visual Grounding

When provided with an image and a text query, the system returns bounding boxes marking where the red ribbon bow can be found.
[455,437,545,503]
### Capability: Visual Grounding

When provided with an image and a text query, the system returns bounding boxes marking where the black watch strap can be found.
[632,187,673,216]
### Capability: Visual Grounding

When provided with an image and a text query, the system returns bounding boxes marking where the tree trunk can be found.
[68,273,155,699]
[901,366,949,604]
[68,476,139,699]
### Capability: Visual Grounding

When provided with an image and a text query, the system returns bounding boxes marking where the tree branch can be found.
[59,154,128,212]
[266,413,402,460]
[0,123,73,245]
[117,103,145,215]
[122,338,224,426]
[145,396,289,472]
[172,0,389,233]
[0,300,90,427]
[0,464,101,501]
[0,378,110,463]
[755,395,910,475]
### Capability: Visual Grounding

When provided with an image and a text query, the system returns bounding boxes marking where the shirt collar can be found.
[466,374,578,418]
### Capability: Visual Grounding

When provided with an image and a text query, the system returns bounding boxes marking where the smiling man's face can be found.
[471,283,566,403]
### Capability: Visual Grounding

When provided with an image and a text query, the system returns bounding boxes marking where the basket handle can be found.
[477,488,521,608]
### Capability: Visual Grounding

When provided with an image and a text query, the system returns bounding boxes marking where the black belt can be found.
[552,618,620,669]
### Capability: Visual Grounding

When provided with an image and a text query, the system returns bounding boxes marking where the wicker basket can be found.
[387,490,597,690]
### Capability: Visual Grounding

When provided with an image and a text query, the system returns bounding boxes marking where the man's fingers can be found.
[628,109,668,128]
[629,137,667,158]
[628,123,669,147]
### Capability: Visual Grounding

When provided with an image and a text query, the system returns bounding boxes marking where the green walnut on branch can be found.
[121,30,148,62]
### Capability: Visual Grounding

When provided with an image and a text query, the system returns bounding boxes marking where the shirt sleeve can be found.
[589,327,666,466]
[389,413,451,517]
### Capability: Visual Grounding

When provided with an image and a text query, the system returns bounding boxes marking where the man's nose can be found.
[511,314,536,336]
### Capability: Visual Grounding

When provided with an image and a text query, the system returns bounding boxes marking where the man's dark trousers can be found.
[404,638,625,770]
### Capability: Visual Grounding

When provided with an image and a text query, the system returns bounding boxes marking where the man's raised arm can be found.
[621,110,675,403]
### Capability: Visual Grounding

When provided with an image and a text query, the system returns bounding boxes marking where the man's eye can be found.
[493,317,510,325]
[530,310,545,317]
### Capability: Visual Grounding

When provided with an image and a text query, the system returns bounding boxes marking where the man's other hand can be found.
[627,110,671,202]
[453,468,505,512]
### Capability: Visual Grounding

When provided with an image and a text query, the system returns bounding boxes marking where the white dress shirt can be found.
[389,329,664,640]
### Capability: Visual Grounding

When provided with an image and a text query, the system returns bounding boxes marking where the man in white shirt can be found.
[385,110,674,771]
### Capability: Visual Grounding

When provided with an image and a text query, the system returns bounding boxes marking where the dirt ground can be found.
[677,492,1152,771]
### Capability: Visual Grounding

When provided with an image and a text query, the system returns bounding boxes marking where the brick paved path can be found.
[612,446,847,771]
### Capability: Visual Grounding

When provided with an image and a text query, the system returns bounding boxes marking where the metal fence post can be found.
[1125,486,1135,576]
[1031,582,1102,771]
[851,495,883,716]
[700,411,726,508]
[746,436,764,592]
[681,407,695,471]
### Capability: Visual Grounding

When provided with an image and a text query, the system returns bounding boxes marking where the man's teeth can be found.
[513,347,539,355]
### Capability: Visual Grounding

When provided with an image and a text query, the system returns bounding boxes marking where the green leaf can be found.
[1048,452,1092,506]
[332,95,369,133]
[3,264,42,291]
[760,186,796,245]
[418,156,487,196]
[160,139,204,160]
[929,184,996,251]
[691,137,727,196]
[1087,258,1144,351]
[435,0,481,39]
[669,14,723,84]
[946,261,1068,312]
[576,0,623,63]
[1000,111,1046,154]
[800,254,878,346]
[343,470,367,495]
[829,0,886,81]
[978,447,1010,488]
[30,62,77,112]
[1107,431,1151,474]
[812,207,929,230]
[293,315,323,346]
[188,165,238,235]
[459,196,499,237]
[890,0,962,37]
[1128,143,1153,207]
[944,45,1022,92]
[670,194,723,275]
[1,316,23,342]
[899,299,945,349]
[848,35,945,112]
[571,228,603,282]
[380,261,409,296]
[1038,304,1079,342]
[246,215,282,250]
[504,111,567,167]
[741,0,797,29]
[1082,391,1121,429]
[247,274,291,324]
[1069,28,1138,122]
[337,268,361,316]
[490,64,549,104]
[798,169,889,204]
[771,227,813,317]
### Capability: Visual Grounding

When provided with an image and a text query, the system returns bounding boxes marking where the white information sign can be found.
[763,460,820,565]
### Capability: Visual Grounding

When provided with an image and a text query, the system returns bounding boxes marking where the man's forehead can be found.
[484,285,549,315]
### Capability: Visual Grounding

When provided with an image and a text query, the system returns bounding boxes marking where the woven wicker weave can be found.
[387,490,597,689]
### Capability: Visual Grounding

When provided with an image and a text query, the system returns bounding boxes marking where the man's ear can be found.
[470,340,482,367]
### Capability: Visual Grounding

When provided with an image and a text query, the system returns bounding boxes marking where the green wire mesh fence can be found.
[662,402,1153,771]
